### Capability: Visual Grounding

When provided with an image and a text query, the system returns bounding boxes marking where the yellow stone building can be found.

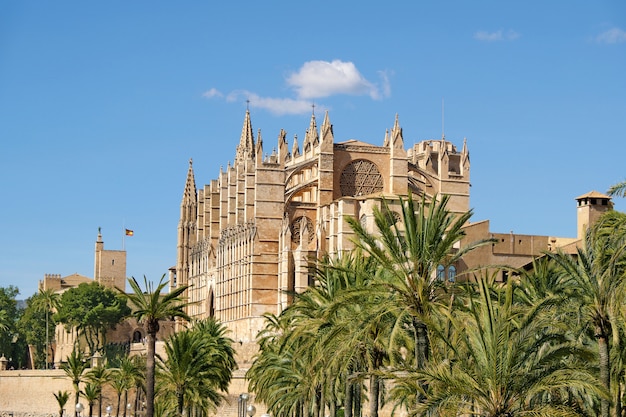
[173,110,614,362]
[175,110,469,361]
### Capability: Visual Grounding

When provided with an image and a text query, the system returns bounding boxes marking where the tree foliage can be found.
[55,282,131,355]
[0,285,24,369]
[247,196,626,417]
[18,289,60,369]
[121,275,190,417]
[156,318,237,417]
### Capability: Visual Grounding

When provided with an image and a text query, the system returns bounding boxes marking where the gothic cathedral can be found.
[173,110,470,353]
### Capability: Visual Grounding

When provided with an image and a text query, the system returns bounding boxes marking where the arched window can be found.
[448,265,457,282]
[436,265,445,281]
[132,330,143,343]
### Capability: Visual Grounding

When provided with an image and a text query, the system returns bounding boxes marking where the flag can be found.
[125,229,134,236]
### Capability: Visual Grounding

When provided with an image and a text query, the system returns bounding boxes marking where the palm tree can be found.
[54,390,71,417]
[547,210,626,417]
[608,181,626,198]
[121,275,190,417]
[113,355,143,417]
[397,276,603,416]
[345,194,493,369]
[35,288,60,369]
[84,383,100,417]
[109,373,128,417]
[62,348,89,416]
[157,319,236,417]
[248,251,393,417]
[248,313,309,417]
[86,364,111,417]
[0,309,9,332]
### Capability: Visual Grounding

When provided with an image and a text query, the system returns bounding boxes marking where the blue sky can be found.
[1,1,625,299]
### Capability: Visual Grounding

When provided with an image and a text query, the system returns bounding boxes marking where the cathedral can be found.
[173,109,613,365]
[173,110,472,352]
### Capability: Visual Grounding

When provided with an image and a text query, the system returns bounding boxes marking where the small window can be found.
[132,330,143,343]
[111,259,115,265]
[436,265,445,281]
[448,266,456,282]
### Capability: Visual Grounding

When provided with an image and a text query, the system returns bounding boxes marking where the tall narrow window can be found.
[436,265,445,281]
[448,265,456,282]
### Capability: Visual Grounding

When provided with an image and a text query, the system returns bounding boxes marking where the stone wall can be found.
[0,370,78,416]
[0,368,256,417]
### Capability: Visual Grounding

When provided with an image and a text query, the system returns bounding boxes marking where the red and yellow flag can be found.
[125,229,134,236]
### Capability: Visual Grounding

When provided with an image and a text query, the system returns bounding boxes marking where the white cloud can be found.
[202,60,390,115]
[226,90,314,116]
[378,70,392,98]
[595,27,626,44]
[474,29,520,42]
[202,88,223,98]
[287,60,386,100]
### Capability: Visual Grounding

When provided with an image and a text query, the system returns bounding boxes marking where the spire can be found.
[182,158,197,207]
[236,109,255,162]
[292,135,300,158]
[391,114,404,149]
[461,137,470,170]
[278,128,290,164]
[320,111,334,152]
[383,129,390,147]
[304,112,319,149]
[255,129,264,165]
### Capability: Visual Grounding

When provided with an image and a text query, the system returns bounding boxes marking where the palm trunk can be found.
[354,384,361,417]
[75,388,81,417]
[344,377,353,417]
[328,378,336,417]
[415,320,429,369]
[599,333,610,417]
[116,392,122,417]
[146,330,157,417]
[312,390,319,417]
[46,310,49,369]
[369,375,379,417]
[177,390,184,417]
[614,378,622,417]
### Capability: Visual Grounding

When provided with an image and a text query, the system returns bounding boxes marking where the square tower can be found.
[94,228,127,290]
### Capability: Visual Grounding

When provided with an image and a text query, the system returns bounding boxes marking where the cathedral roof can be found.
[336,139,379,147]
